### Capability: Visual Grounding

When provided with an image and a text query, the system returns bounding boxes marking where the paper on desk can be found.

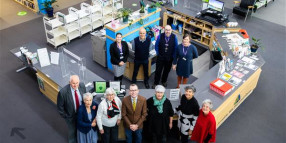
[50,52,59,65]
[37,48,50,67]
[169,89,180,101]
[15,52,21,57]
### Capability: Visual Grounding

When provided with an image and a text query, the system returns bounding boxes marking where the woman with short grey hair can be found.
[96,87,122,143]
[191,99,216,143]
[77,92,98,143]
[83,92,93,100]
[104,88,117,98]
[177,85,200,143]
[146,85,174,143]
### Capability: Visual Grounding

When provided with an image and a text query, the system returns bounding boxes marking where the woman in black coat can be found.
[177,85,200,143]
[110,32,129,82]
[147,85,174,143]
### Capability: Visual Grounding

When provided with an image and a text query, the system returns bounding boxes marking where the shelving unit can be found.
[99,0,123,24]
[163,12,214,47]
[43,0,123,48]
[255,0,274,9]
[14,0,39,12]
[43,17,68,48]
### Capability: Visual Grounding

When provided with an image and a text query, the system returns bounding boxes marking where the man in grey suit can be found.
[57,75,86,143]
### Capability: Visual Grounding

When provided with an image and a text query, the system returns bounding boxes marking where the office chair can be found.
[232,0,256,22]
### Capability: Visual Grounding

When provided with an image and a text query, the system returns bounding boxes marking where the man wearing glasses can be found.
[152,25,178,88]
[121,84,147,143]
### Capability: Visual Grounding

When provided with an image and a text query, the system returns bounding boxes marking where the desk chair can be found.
[232,0,256,22]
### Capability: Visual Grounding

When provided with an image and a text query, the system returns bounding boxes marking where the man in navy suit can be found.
[57,75,87,143]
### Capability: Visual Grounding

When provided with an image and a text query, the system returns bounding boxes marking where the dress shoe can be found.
[152,84,157,89]
[145,83,150,89]
[162,82,167,87]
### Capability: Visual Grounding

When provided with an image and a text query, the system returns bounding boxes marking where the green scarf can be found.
[153,95,166,114]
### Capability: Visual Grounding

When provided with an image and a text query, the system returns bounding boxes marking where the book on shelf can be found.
[210,78,234,96]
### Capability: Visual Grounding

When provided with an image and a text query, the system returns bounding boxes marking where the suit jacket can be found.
[57,82,86,121]
[121,95,147,129]
[110,41,129,65]
[77,101,98,134]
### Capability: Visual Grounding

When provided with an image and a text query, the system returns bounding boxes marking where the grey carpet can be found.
[0,0,285,143]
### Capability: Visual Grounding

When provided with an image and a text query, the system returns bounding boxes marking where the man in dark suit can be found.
[152,25,178,88]
[57,75,87,143]
[132,28,152,89]
[121,84,147,143]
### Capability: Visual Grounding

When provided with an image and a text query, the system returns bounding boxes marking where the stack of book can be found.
[210,78,234,96]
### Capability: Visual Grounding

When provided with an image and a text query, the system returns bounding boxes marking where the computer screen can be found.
[94,81,109,93]
[109,81,121,94]
[207,0,224,12]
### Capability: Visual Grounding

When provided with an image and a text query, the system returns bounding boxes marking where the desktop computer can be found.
[196,0,228,26]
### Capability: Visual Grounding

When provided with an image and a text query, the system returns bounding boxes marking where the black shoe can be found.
[152,84,157,89]
[162,82,167,87]
[145,83,150,89]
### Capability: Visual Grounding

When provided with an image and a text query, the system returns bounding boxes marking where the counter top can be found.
[10,43,104,90]
[188,32,265,110]
[105,8,161,32]
[164,0,239,29]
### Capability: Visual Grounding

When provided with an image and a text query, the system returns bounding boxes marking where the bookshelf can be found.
[14,0,39,12]
[43,0,123,48]
[163,12,214,47]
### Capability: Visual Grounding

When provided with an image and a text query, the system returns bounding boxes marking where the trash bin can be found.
[209,50,223,69]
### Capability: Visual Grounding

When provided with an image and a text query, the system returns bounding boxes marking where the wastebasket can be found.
[209,50,223,69]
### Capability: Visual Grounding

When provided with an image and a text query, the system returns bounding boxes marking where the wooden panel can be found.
[123,59,152,81]
[213,68,262,128]
[36,70,59,104]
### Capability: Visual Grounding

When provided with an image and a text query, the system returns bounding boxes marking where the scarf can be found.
[153,95,166,114]
[107,99,120,118]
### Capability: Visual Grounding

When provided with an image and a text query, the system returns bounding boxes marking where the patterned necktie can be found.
[132,98,136,111]
[74,90,80,110]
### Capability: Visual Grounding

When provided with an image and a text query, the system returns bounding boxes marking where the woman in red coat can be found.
[190,99,216,143]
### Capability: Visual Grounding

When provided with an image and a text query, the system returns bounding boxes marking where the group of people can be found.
[110,25,199,89]
[57,75,216,143]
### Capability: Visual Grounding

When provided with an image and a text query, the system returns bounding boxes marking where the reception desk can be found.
[10,43,104,104]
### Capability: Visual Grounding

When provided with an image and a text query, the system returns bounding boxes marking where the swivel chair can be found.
[232,0,256,22]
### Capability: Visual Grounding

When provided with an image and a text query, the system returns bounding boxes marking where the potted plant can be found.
[139,6,145,15]
[250,37,263,53]
[148,2,162,13]
[41,0,58,17]
[118,8,133,23]
[139,0,146,15]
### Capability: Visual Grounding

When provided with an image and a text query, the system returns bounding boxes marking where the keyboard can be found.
[200,15,221,26]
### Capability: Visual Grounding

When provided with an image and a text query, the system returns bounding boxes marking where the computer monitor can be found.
[94,81,109,93]
[207,0,224,12]
[109,81,121,94]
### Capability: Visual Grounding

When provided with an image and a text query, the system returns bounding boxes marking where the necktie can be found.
[132,98,136,111]
[74,90,80,110]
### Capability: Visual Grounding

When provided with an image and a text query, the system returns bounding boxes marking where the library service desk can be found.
[10,43,104,104]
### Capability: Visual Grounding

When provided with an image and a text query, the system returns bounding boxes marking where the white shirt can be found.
[70,86,82,111]
[96,96,122,130]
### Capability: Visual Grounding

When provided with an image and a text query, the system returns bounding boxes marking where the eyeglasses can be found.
[106,94,114,97]
[129,89,138,92]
